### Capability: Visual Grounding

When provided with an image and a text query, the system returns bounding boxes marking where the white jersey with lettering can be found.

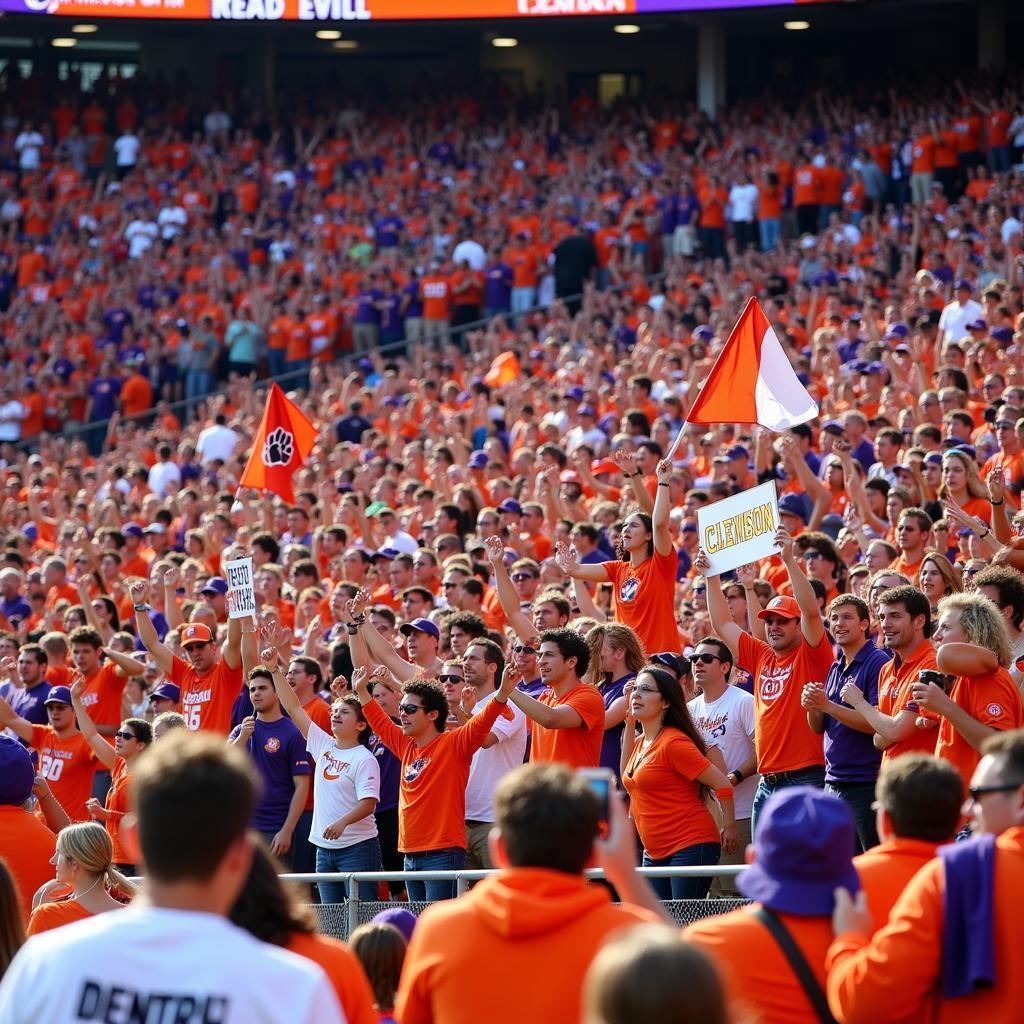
[0,905,346,1024]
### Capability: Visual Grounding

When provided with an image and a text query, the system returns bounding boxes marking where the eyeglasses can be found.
[633,685,660,695]
[398,703,424,715]
[803,551,824,561]
[511,573,535,583]
[512,644,536,655]
[692,587,706,595]
[114,730,138,741]
[442,581,460,589]
[688,653,726,665]
[968,782,1021,802]
[439,674,463,684]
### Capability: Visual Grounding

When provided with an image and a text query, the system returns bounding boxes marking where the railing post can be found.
[347,873,359,937]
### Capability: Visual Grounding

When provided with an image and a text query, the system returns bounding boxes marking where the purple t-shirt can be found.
[484,262,513,310]
[369,728,400,813]
[88,377,121,421]
[599,673,634,779]
[229,715,311,832]
[822,643,891,784]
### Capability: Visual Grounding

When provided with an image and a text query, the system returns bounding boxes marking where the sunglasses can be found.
[114,730,138,741]
[968,782,1021,802]
[511,573,536,583]
[687,653,725,665]
[803,551,824,561]
[398,703,424,715]
[442,581,460,589]
[439,674,463,684]
[512,644,536,655]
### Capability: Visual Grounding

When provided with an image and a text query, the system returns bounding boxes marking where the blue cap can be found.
[822,420,845,436]
[497,499,522,515]
[400,617,440,640]
[967,319,987,332]
[45,686,73,706]
[692,325,714,342]
[565,386,585,402]
[373,548,400,561]
[0,735,35,805]
[201,577,229,595]
[726,445,749,461]
[954,279,973,291]
[883,322,910,339]
[468,450,489,469]
[778,493,808,523]
[924,452,944,466]
[991,326,1013,343]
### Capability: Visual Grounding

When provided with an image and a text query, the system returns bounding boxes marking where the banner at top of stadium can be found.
[0,0,819,20]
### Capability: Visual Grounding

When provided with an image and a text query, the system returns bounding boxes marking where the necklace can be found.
[72,875,104,902]
[626,727,663,778]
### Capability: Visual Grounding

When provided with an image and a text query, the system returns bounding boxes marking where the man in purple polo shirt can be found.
[801,595,890,852]
[483,249,513,320]
[229,668,310,868]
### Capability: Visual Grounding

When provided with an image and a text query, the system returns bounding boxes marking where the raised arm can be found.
[614,448,653,514]
[571,575,606,622]
[986,469,1013,546]
[129,579,175,676]
[776,527,825,646]
[485,535,544,642]
[693,549,744,663]
[161,565,185,631]
[263,644,312,738]
[100,646,145,679]
[652,460,674,556]
[0,696,33,742]
[734,562,767,642]
[495,660,582,730]
[553,539,610,584]
[69,678,116,770]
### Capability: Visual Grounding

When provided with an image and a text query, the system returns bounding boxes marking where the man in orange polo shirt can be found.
[841,585,940,760]
[828,730,1024,1023]
[396,763,658,1024]
[853,753,961,931]
[497,627,604,768]
[890,508,931,580]
[685,788,860,1024]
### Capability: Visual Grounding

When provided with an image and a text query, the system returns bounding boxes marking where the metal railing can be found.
[281,864,747,935]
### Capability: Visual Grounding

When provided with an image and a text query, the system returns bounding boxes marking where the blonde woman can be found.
[913,591,1022,792]
[27,823,136,936]
[938,449,991,523]
[917,550,963,615]
[585,622,647,779]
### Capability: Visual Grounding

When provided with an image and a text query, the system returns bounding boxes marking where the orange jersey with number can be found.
[170,655,244,735]
[30,724,98,822]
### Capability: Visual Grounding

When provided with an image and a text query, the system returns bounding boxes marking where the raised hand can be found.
[987,467,1005,505]
[655,458,671,482]
[734,562,757,587]
[260,646,280,671]
[128,579,148,605]
[774,526,795,561]
[163,565,180,589]
[329,675,350,699]
[693,548,712,576]
[554,540,579,575]
[613,448,635,475]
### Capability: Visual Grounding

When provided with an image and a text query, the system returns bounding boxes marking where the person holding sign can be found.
[556,458,680,654]
[697,527,832,838]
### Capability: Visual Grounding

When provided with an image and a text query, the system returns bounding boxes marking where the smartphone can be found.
[579,767,615,839]
[919,669,949,692]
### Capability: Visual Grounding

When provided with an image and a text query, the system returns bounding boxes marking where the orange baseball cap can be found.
[181,623,214,647]
[756,595,802,622]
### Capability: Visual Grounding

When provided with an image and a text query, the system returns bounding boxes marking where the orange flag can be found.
[483,351,520,388]
[238,383,317,503]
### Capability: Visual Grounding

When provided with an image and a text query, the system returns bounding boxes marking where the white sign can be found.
[225,557,256,619]
[697,481,780,578]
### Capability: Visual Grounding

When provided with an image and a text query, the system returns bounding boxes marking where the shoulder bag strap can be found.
[752,906,838,1024]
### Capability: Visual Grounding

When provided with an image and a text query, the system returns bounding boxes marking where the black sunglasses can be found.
[512,644,536,655]
[968,782,1021,802]
[114,730,138,741]
[439,674,463,684]
[511,573,535,583]
[398,703,424,715]
[687,652,725,666]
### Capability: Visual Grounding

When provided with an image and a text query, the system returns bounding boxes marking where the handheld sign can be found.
[225,557,256,619]
[696,481,780,578]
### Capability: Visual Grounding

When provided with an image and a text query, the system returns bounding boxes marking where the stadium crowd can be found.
[0,62,1023,1024]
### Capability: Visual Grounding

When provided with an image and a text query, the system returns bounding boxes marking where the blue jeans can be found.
[315,837,381,903]
[185,368,211,415]
[643,841,721,900]
[510,286,535,316]
[404,847,464,902]
[751,765,826,839]
[268,348,287,379]
[825,780,879,853]
[759,218,780,252]
[286,358,310,392]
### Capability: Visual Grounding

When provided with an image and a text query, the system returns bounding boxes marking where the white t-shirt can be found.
[0,905,346,1024]
[465,690,527,822]
[158,205,188,239]
[728,182,759,222]
[306,723,379,850]
[114,133,140,167]
[196,424,240,465]
[148,459,182,498]
[688,685,758,819]
[0,400,25,441]
[938,297,984,344]
[125,219,158,258]
[15,131,43,170]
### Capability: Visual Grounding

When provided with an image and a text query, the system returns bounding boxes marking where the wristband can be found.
[980,529,990,539]
[730,769,744,784]
[133,604,147,612]
[657,482,669,488]
[991,499,1004,506]
[715,786,735,803]
[632,471,643,478]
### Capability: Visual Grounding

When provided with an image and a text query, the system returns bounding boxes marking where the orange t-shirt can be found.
[889,553,923,580]
[528,683,605,768]
[120,374,153,417]
[76,662,127,731]
[603,550,681,654]
[420,275,451,320]
[363,697,504,853]
[0,805,56,923]
[286,931,377,1024]
[30,723,98,822]
[622,727,717,859]
[737,631,832,774]
[396,869,656,1024]
[911,135,936,174]
[27,897,93,936]
[793,166,821,206]
[876,639,939,762]
[104,755,132,864]
[170,654,244,735]
[285,321,311,362]
[853,837,940,932]
[686,906,835,1024]
[935,668,1022,791]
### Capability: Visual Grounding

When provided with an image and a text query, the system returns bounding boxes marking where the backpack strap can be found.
[752,906,838,1024]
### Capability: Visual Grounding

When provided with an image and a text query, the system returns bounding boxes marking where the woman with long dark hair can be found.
[0,859,25,981]
[557,458,680,654]
[621,665,735,900]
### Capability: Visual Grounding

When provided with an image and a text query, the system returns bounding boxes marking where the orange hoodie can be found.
[395,868,656,1024]
[827,826,1024,1023]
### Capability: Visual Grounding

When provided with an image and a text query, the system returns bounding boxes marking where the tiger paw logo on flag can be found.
[263,427,294,467]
